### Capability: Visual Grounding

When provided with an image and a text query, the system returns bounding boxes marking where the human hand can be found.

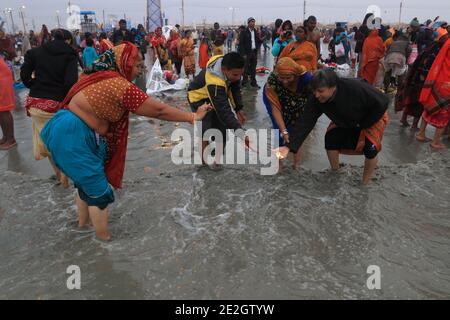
[273,146,290,160]
[282,132,290,144]
[194,103,213,121]
[237,111,247,125]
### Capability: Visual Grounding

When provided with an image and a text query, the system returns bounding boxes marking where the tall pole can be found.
[232,8,235,27]
[146,0,149,31]
[19,8,26,33]
[2,11,10,33]
[9,9,15,33]
[102,10,106,29]
[303,0,306,23]
[32,18,36,31]
[181,0,185,28]
[56,10,61,28]
[398,0,403,29]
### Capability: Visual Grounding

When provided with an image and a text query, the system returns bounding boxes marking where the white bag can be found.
[146,59,188,95]
[335,43,345,58]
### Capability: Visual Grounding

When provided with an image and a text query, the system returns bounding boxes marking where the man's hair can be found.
[275,19,283,28]
[310,69,339,90]
[222,52,245,69]
[307,16,317,23]
[119,19,127,24]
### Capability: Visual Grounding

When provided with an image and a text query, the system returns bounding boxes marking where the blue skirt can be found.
[41,109,114,209]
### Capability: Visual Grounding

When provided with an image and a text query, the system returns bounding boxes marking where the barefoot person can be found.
[275,69,389,185]
[0,54,16,150]
[263,57,312,168]
[416,36,450,149]
[187,52,247,162]
[20,29,78,186]
[41,42,212,240]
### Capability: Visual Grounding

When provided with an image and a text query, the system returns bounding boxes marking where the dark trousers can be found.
[174,60,182,75]
[242,49,257,85]
[325,127,379,160]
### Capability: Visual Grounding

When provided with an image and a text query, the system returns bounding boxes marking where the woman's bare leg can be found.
[430,128,446,149]
[75,192,90,228]
[49,158,70,188]
[411,116,420,130]
[416,119,431,142]
[326,150,340,170]
[88,206,110,241]
[400,112,409,127]
[363,156,378,185]
[0,111,16,149]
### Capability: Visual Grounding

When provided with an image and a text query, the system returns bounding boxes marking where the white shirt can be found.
[250,28,256,50]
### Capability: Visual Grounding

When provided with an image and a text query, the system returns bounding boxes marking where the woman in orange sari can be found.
[181,30,196,78]
[416,37,450,149]
[199,35,210,70]
[0,55,16,150]
[360,29,385,85]
[279,26,318,72]
[40,42,211,240]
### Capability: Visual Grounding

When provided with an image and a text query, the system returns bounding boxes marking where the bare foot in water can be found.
[95,232,111,241]
[0,140,17,150]
[430,142,446,149]
[400,120,410,127]
[416,134,431,142]
[60,175,70,189]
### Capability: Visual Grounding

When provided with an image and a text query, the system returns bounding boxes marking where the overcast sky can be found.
[1,0,449,32]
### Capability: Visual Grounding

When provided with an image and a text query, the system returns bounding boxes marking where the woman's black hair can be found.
[86,38,94,47]
[306,16,317,23]
[222,52,246,69]
[52,29,65,41]
[275,19,283,29]
[362,13,374,26]
[281,20,293,31]
[310,69,339,90]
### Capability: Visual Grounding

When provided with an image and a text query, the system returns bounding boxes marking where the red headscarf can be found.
[58,41,141,189]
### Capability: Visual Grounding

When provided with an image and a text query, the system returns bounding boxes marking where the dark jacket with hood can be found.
[20,39,78,102]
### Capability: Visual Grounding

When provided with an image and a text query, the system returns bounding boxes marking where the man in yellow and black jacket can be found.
[188,52,247,147]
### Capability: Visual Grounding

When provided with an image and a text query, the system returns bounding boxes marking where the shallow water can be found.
[1,50,449,300]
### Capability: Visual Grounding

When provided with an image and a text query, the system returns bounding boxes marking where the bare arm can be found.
[271,105,287,132]
[134,97,211,122]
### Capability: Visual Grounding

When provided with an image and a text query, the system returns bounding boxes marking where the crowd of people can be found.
[0,11,449,240]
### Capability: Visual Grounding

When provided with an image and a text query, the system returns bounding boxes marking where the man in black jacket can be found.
[112,19,134,45]
[276,69,389,185]
[239,17,260,88]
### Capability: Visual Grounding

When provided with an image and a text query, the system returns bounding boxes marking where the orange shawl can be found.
[279,40,318,72]
[420,38,450,116]
[361,30,385,84]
